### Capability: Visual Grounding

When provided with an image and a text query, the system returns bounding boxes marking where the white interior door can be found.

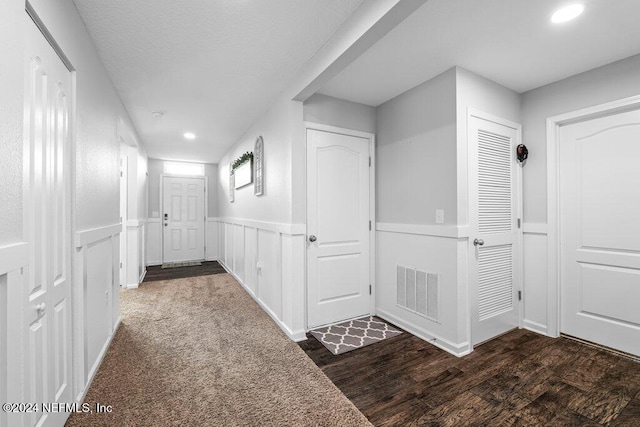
[307,127,371,329]
[23,15,73,427]
[559,108,640,356]
[469,113,521,346]
[162,176,205,263]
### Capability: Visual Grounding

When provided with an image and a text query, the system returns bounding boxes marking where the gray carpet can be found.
[66,274,371,426]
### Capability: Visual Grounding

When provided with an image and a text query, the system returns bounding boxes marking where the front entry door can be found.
[469,112,521,346]
[23,15,74,427]
[307,127,371,329]
[559,107,640,357]
[162,177,205,263]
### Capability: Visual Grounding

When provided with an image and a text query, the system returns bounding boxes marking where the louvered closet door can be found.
[469,113,521,346]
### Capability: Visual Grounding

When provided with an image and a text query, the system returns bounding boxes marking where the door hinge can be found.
[120,262,123,269]
[518,290,522,301]
[369,220,371,231]
[369,284,372,295]
[120,171,123,177]
[369,156,371,167]
[517,218,521,229]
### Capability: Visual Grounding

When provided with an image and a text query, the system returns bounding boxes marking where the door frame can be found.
[159,174,208,264]
[303,122,376,329]
[467,108,524,348]
[546,94,640,338]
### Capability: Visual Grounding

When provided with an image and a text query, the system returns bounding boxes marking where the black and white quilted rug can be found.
[310,316,402,355]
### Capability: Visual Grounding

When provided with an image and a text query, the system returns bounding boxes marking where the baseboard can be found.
[205,257,219,262]
[146,261,162,267]
[138,268,147,283]
[217,260,306,342]
[376,309,472,357]
[126,283,139,289]
[76,316,121,403]
[524,319,549,336]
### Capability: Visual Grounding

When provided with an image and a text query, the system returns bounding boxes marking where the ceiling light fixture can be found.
[151,111,164,118]
[183,132,196,140]
[551,4,584,24]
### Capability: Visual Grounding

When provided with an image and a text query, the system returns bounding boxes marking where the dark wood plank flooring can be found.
[143,261,225,282]
[299,327,640,426]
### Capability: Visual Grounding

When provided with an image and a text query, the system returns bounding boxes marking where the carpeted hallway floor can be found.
[66,274,371,427]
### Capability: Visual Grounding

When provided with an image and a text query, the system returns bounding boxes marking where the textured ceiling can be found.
[73,0,363,163]
[319,0,640,106]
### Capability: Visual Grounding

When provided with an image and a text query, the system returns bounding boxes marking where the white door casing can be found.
[119,155,127,287]
[23,15,74,427]
[162,176,205,263]
[306,126,372,329]
[559,108,640,356]
[468,110,522,346]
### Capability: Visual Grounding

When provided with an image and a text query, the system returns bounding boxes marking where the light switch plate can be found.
[435,209,445,224]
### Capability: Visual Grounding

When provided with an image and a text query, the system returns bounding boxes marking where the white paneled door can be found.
[24,15,73,427]
[559,108,640,357]
[162,177,205,263]
[307,127,371,329]
[469,112,521,346]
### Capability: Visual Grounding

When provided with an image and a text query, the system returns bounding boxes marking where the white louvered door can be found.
[468,112,521,346]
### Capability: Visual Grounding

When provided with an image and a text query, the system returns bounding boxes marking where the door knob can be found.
[473,238,485,246]
[164,223,168,227]
[309,235,317,243]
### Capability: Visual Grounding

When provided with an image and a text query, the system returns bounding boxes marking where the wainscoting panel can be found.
[376,227,470,356]
[73,224,121,402]
[147,218,162,266]
[206,218,219,261]
[212,218,306,341]
[523,224,548,335]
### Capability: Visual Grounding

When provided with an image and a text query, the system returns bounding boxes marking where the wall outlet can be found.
[435,209,445,224]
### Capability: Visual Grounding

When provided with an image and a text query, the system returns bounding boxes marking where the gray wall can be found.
[521,53,640,224]
[303,93,376,133]
[148,158,218,218]
[376,68,457,225]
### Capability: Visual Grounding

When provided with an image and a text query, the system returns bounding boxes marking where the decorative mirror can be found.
[254,136,264,196]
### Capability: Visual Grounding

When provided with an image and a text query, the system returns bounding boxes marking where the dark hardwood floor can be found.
[143,261,225,282]
[299,327,640,426]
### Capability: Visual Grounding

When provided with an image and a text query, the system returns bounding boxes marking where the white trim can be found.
[523,223,548,235]
[74,223,121,248]
[523,319,549,336]
[546,94,640,339]
[126,219,146,228]
[76,317,121,404]
[376,222,470,239]
[303,122,377,328]
[147,217,161,223]
[138,268,147,284]
[212,217,306,236]
[125,282,139,290]
[0,242,29,275]
[376,309,472,357]
[218,259,306,341]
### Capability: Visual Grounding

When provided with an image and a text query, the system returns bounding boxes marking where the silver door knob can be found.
[473,238,485,246]
[309,235,317,243]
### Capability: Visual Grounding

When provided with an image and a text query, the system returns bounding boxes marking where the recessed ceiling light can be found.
[551,4,584,24]
[151,111,164,118]
[183,132,196,140]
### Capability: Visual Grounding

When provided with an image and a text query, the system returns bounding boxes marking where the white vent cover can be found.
[478,245,513,320]
[397,265,439,322]
[478,129,512,234]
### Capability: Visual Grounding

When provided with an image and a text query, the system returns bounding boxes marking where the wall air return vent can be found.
[396,265,440,323]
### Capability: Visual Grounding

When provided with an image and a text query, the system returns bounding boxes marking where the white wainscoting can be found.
[126,219,146,287]
[73,223,121,402]
[376,224,471,357]
[146,218,162,266]
[522,223,549,336]
[213,217,306,341]
[0,242,28,427]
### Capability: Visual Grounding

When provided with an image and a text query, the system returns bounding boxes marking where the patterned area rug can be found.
[310,316,402,355]
[161,261,202,269]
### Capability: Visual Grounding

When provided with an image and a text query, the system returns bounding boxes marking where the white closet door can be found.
[469,113,521,346]
[559,108,640,356]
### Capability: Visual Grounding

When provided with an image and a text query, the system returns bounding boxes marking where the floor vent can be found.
[396,265,440,323]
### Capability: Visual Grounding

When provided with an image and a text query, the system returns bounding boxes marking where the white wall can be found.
[216,95,306,341]
[519,53,640,335]
[303,93,376,133]
[0,0,145,412]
